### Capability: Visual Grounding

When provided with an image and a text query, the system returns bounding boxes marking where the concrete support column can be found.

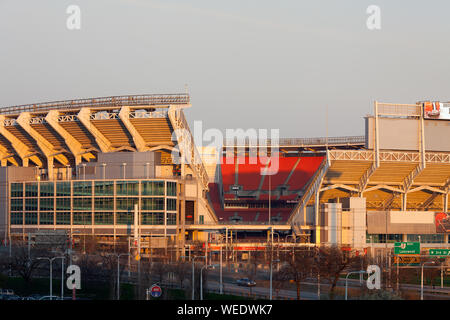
[1,159,7,166]
[23,158,29,167]
[75,155,82,166]
[444,193,448,212]
[402,193,407,211]
[47,157,54,180]
[314,190,321,245]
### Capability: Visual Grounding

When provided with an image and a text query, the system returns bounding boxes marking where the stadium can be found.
[0,94,449,261]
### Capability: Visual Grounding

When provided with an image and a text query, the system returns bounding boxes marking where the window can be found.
[39,212,54,225]
[56,212,71,225]
[141,198,164,211]
[116,212,134,225]
[73,181,92,196]
[407,234,446,243]
[94,198,114,211]
[94,212,114,225]
[25,183,38,197]
[24,212,38,225]
[141,212,164,225]
[56,182,71,197]
[367,234,402,243]
[199,215,204,224]
[56,198,71,211]
[25,198,38,211]
[10,212,23,225]
[94,181,114,196]
[166,182,177,196]
[116,197,139,211]
[73,212,92,225]
[40,182,54,197]
[166,198,176,211]
[116,181,139,196]
[40,198,54,211]
[73,198,92,211]
[11,183,23,197]
[10,199,22,212]
[141,181,164,196]
[167,212,177,225]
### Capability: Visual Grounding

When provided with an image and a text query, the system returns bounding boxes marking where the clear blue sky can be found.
[1,0,449,138]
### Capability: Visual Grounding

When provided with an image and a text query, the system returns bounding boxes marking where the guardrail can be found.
[0,93,190,115]
[223,136,365,147]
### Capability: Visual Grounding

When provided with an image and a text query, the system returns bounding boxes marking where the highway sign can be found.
[394,242,420,255]
[150,284,162,298]
[393,255,420,266]
[429,249,450,256]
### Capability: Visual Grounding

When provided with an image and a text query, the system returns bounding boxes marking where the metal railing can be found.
[223,136,365,147]
[377,103,422,118]
[0,93,190,115]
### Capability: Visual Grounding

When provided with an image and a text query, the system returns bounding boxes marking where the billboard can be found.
[435,212,450,233]
[422,101,450,120]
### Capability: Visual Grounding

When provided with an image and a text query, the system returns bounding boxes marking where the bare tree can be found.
[278,247,316,300]
[0,241,47,287]
[318,246,364,300]
[151,261,168,284]
[171,260,190,289]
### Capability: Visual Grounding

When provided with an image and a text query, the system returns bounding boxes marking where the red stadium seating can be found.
[287,156,323,190]
[212,155,324,224]
[260,157,299,190]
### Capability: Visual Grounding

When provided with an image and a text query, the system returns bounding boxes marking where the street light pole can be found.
[269,259,280,300]
[108,253,130,300]
[38,256,65,300]
[345,270,366,300]
[191,256,206,300]
[421,261,435,300]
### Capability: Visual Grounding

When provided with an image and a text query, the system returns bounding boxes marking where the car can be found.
[4,295,21,300]
[0,289,14,295]
[236,278,256,287]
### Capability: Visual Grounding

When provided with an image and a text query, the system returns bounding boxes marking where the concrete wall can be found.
[366,116,450,152]
[367,210,437,234]
[80,151,160,179]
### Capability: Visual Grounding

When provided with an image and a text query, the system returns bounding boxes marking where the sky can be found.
[0,0,449,139]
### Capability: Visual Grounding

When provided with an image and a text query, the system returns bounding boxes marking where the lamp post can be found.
[345,270,366,300]
[269,259,280,300]
[200,264,219,300]
[37,256,65,300]
[191,256,206,300]
[215,233,225,294]
[108,253,130,300]
[421,261,435,300]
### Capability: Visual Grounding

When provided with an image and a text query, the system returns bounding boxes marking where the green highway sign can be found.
[429,249,450,256]
[394,242,420,255]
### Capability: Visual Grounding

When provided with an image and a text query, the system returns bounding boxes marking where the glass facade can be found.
[367,233,448,244]
[10,179,177,227]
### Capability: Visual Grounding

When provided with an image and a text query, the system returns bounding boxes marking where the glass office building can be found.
[9,179,178,228]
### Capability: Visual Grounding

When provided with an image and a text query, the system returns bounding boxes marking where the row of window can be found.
[10,212,177,225]
[367,233,449,244]
[11,181,177,197]
[11,197,177,212]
